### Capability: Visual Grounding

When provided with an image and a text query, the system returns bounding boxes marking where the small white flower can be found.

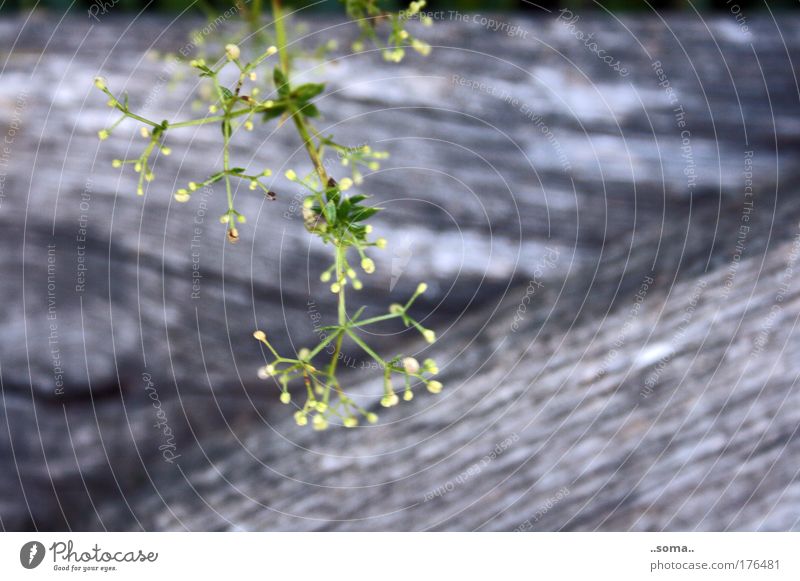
[403,357,420,374]
[225,43,241,61]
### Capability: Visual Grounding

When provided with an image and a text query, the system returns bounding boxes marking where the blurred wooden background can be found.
[1,11,799,530]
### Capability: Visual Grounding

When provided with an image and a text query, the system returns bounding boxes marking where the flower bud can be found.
[298,348,310,359]
[227,227,240,243]
[423,358,439,375]
[225,43,241,60]
[381,393,399,407]
[253,330,267,342]
[265,45,278,56]
[280,392,291,404]
[257,364,275,379]
[375,238,387,249]
[174,190,190,203]
[423,329,436,344]
[427,380,443,394]
[97,130,109,140]
[417,282,428,294]
[339,177,353,191]
[94,76,107,90]
[403,357,420,374]
[403,390,414,401]
[352,279,363,290]
[361,257,375,274]
[112,159,122,168]
[331,282,341,293]
[188,182,198,191]
[140,126,150,138]
[366,412,378,424]
[389,303,404,315]
[312,414,329,431]
[412,39,432,56]
[294,411,308,426]
[285,169,297,181]
[344,417,358,428]
[320,271,332,282]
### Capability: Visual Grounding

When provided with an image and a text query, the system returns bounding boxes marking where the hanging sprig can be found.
[95,0,440,429]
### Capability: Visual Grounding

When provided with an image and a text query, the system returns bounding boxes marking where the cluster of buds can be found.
[347,0,433,63]
[253,279,441,430]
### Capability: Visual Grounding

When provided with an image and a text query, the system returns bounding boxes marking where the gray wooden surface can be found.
[1,11,800,531]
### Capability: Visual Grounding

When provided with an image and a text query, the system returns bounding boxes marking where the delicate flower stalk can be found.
[95,0,441,430]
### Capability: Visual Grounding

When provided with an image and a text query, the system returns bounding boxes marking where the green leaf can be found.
[325,186,340,205]
[297,102,320,118]
[262,104,287,121]
[352,206,380,222]
[291,83,325,102]
[273,67,290,97]
[323,201,337,223]
[207,171,225,184]
[221,87,234,101]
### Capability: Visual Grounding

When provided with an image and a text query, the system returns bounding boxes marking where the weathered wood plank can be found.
[0,13,799,531]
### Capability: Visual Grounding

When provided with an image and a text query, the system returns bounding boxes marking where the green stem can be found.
[345,329,386,366]
[272,0,329,183]
[352,312,402,328]
[307,330,342,360]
